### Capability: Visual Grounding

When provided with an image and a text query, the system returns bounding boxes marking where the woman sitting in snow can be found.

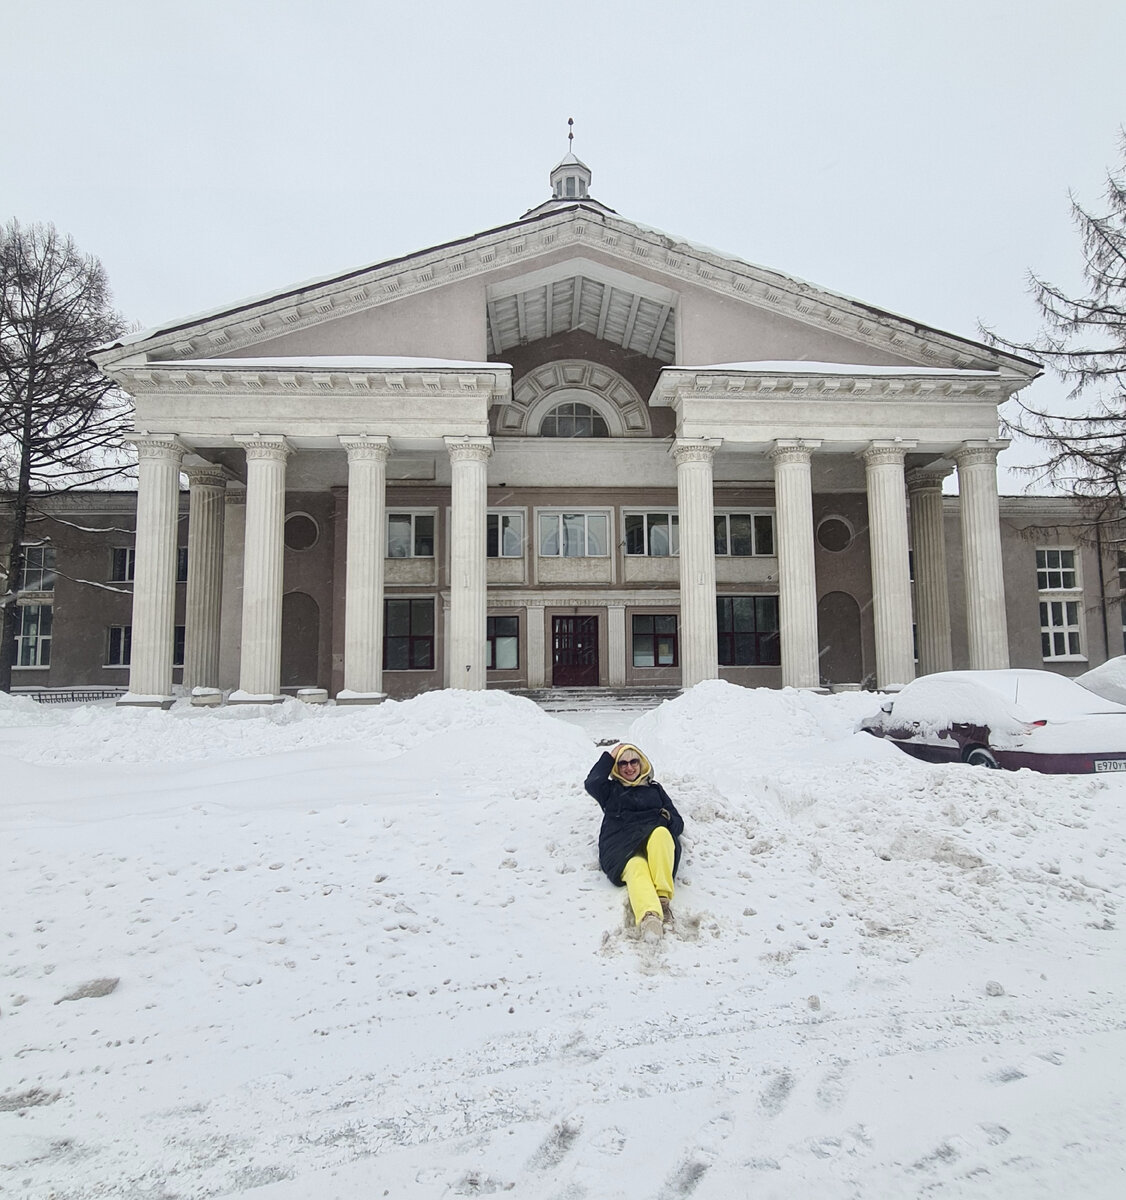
[585,743,685,942]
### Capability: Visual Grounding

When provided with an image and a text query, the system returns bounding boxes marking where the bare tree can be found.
[987,139,1126,537]
[0,220,131,691]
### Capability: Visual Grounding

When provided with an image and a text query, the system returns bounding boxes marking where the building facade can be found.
[12,155,1118,705]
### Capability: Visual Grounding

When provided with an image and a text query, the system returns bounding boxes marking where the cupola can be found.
[521,119,615,220]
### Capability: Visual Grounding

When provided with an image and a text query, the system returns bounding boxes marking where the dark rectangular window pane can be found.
[729,514,753,557]
[754,514,774,556]
[714,515,729,555]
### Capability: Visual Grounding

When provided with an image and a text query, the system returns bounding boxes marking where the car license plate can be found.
[1094,759,1126,772]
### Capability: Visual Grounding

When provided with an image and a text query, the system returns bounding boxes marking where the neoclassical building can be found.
[84,153,1049,706]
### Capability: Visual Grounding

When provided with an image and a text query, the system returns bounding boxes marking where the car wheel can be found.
[964,747,1001,769]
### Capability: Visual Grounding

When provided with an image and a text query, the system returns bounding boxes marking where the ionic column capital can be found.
[954,440,1010,470]
[769,438,822,466]
[861,440,916,469]
[444,436,493,464]
[906,465,953,495]
[340,435,391,462]
[234,435,293,461]
[128,434,187,462]
[183,461,235,488]
[670,438,721,466]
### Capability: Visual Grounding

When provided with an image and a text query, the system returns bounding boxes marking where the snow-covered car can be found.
[859,669,1126,774]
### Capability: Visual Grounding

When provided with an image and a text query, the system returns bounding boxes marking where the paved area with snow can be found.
[1,682,1124,1198]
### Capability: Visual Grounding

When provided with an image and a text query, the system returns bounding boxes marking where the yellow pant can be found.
[620,827,676,925]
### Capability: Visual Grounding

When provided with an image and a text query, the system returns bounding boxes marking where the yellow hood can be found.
[610,743,653,786]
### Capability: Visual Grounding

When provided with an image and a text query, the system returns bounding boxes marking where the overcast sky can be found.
[5,0,1124,490]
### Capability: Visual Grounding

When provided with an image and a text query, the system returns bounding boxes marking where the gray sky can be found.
[5,0,1124,489]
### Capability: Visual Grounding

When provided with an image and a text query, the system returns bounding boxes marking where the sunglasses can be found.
[618,758,641,767]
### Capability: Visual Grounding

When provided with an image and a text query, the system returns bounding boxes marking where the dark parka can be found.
[585,749,685,886]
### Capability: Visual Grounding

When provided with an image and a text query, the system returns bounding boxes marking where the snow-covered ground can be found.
[2,681,1124,1199]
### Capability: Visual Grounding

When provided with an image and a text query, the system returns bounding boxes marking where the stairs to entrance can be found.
[512,687,681,713]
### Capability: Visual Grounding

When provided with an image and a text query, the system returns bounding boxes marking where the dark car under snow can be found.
[859,669,1126,775]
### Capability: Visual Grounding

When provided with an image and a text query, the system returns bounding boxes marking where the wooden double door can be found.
[552,615,599,687]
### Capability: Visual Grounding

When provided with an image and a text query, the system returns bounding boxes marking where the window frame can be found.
[486,614,520,671]
[632,613,679,668]
[486,510,525,559]
[387,511,436,559]
[537,510,612,558]
[538,401,610,439]
[106,624,132,667]
[716,594,781,667]
[15,603,53,668]
[19,544,57,592]
[1037,547,1085,661]
[623,510,679,558]
[383,597,436,671]
[111,546,136,582]
[714,510,776,557]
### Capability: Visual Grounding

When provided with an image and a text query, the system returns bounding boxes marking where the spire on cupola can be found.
[521,118,615,220]
[549,118,592,200]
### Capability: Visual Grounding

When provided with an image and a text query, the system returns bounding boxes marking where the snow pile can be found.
[1077,654,1126,705]
[2,684,1125,1198]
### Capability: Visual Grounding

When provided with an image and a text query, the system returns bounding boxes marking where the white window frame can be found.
[15,603,52,668]
[537,510,612,558]
[111,546,136,582]
[19,544,56,592]
[486,510,525,558]
[106,624,132,667]
[387,510,436,559]
[714,510,776,557]
[1037,547,1084,661]
[623,510,679,557]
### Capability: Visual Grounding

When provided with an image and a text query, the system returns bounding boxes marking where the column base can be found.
[334,690,387,706]
[117,693,176,710]
[227,690,286,705]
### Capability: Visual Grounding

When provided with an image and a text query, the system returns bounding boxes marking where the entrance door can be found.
[552,615,599,687]
[817,591,863,687]
[281,591,320,689]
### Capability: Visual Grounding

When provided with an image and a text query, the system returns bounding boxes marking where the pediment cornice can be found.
[651,367,1013,407]
[113,362,511,402]
[95,206,1042,380]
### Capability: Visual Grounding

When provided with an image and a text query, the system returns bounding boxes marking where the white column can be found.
[182,463,229,692]
[769,440,822,689]
[445,437,492,690]
[120,435,185,707]
[672,439,721,688]
[607,603,627,686]
[526,602,546,689]
[218,490,245,691]
[955,441,1010,669]
[339,437,390,701]
[907,466,954,676]
[863,441,917,689]
[232,436,291,702]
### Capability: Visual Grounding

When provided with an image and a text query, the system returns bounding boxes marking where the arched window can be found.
[539,401,609,438]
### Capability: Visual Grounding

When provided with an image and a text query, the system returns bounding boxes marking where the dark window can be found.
[717,595,780,666]
[388,513,435,558]
[486,615,519,670]
[384,599,435,670]
[15,604,52,666]
[632,614,678,667]
[177,547,188,583]
[817,518,852,553]
[19,545,57,591]
[107,625,132,666]
[625,513,678,557]
[173,625,186,668]
[714,514,774,556]
[487,513,524,558]
[111,546,135,582]
[539,402,609,438]
[284,513,319,551]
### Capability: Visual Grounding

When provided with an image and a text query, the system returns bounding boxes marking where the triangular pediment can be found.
[92,204,1040,384]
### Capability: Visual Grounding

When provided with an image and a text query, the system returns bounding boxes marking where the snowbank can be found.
[2,683,1124,1198]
